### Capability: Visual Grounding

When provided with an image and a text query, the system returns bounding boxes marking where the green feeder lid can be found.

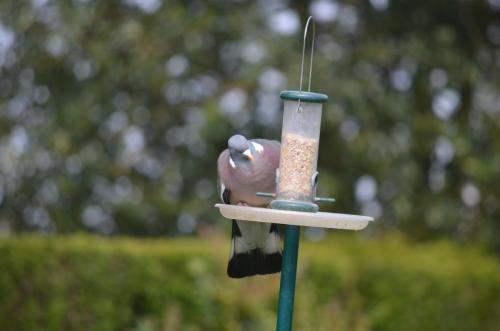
[280,90,328,103]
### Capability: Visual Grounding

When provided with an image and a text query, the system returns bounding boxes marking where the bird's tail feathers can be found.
[227,221,282,278]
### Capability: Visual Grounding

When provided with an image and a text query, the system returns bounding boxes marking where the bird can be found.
[217,134,282,278]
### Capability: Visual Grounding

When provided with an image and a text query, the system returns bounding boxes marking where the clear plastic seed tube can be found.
[277,99,322,202]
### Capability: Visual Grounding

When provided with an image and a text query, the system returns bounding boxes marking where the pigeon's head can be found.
[228,134,253,167]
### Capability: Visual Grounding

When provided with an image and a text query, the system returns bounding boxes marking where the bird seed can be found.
[278,133,318,201]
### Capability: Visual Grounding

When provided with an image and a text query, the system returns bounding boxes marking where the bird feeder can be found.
[271,90,328,213]
[216,16,373,331]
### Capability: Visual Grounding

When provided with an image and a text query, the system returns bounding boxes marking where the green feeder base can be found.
[271,199,319,213]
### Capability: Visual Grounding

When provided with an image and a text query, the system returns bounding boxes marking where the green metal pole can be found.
[276,225,300,331]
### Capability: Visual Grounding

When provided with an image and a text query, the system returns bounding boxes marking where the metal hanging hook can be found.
[297,16,315,112]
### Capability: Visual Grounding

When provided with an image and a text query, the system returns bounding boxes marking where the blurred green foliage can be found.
[0,1,499,249]
[0,235,499,331]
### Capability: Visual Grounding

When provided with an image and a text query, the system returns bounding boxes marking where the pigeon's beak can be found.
[242,149,253,160]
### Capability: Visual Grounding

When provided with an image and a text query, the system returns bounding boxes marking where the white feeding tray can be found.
[215,204,374,230]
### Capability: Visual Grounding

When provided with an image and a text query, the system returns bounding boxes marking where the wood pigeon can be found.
[217,134,282,278]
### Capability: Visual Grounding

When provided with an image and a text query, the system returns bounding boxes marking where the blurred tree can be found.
[0,0,499,250]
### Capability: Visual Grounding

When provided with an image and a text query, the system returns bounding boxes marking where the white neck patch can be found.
[229,157,236,168]
[251,142,264,153]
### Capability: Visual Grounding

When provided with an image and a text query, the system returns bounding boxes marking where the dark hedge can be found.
[0,235,498,331]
